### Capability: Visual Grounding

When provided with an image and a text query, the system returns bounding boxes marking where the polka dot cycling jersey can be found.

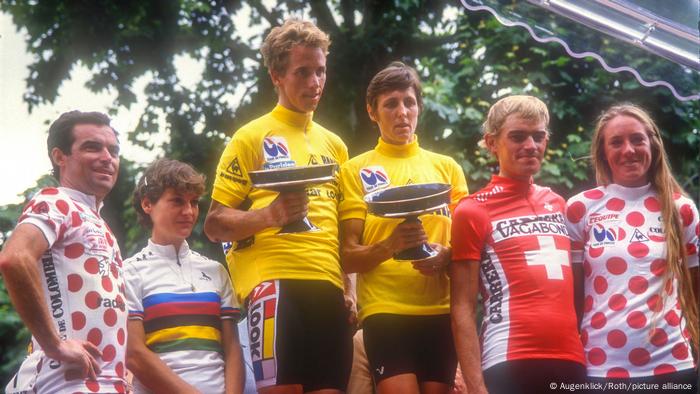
[566,183,699,378]
[8,187,127,394]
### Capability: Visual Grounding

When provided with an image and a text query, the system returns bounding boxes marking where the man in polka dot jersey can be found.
[0,111,127,393]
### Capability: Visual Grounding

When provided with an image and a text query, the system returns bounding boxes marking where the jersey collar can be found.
[147,238,191,260]
[271,104,313,130]
[605,182,652,199]
[375,135,420,158]
[491,174,533,195]
[58,187,103,213]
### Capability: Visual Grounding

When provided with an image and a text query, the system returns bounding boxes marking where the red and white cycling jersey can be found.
[566,183,699,378]
[6,187,127,394]
[452,176,585,370]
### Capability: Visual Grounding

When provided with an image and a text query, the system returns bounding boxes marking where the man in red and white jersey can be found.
[0,111,127,393]
[450,96,585,394]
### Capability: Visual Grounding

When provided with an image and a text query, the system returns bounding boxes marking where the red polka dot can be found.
[117,328,125,345]
[671,343,689,360]
[647,295,663,312]
[584,296,594,312]
[588,348,607,365]
[71,211,82,227]
[64,243,84,259]
[584,189,604,200]
[115,361,125,377]
[591,312,607,329]
[106,232,114,246]
[566,201,586,223]
[55,200,69,215]
[617,227,626,240]
[626,211,645,227]
[102,276,113,292]
[606,198,625,211]
[682,328,690,339]
[606,257,627,275]
[111,264,119,279]
[85,291,101,309]
[41,188,59,195]
[665,310,680,326]
[629,348,651,366]
[102,345,116,362]
[104,309,117,327]
[679,204,694,227]
[581,329,588,346]
[87,328,103,346]
[32,201,49,214]
[594,276,608,294]
[589,247,604,258]
[57,224,68,242]
[653,364,676,376]
[628,276,649,294]
[627,311,647,329]
[628,242,649,258]
[607,329,627,348]
[86,380,100,392]
[583,260,592,277]
[84,258,99,274]
[644,197,661,212]
[650,328,668,347]
[115,294,125,311]
[650,259,666,276]
[686,242,697,256]
[606,367,630,378]
[115,381,126,393]
[67,274,83,292]
[609,294,627,311]
[71,312,86,330]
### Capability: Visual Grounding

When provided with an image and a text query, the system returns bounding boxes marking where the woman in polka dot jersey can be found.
[565,104,698,392]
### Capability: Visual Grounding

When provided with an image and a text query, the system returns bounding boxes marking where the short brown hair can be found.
[133,158,206,228]
[480,95,549,149]
[261,18,330,75]
[366,61,423,112]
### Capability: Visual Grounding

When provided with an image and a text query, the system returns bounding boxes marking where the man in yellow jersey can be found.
[204,19,352,394]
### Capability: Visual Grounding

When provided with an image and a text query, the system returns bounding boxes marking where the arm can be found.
[343,272,358,326]
[0,224,102,379]
[339,218,428,273]
[125,320,200,394]
[222,319,245,394]
[204,192,308,243]
[450,260,488,394]
[411,243,451,276]
[572,263,584,328]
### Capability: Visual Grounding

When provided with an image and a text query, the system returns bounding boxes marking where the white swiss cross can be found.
[524,236,569,280]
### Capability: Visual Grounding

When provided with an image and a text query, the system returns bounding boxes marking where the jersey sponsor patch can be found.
[226,157,244,177]
[247,281,279,387]
[590,223,619,248]
[587,212,620,225]
[262,136,292,164]
[359,166,390,193]
[491,213,568,242]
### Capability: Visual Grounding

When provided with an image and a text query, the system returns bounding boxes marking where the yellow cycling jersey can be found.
[338,136,468,322]
[212,104,348,302]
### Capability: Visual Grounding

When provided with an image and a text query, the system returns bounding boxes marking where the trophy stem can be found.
[393,216,437,261]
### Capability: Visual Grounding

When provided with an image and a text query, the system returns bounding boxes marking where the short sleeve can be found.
[18,188,71,247]
[123,262,144,320]
[338,161,367,222]
[677,198,699,268]
[447,159,469,212]
[565,195,588,265]
[219,263,241,320]
[212,131,257,208]
[451,199,489,262]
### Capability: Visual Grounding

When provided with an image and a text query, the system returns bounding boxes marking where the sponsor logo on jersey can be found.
[590,223,618,248]
[544,202,553,212]
[647,226,665,242]
[262,136,296,170]
[199,271,212,281]
[359,166,390,193]
[226,157,243,177]
[481,255,504,324]
[630,228,650,243]
[491,213,568,242]
[248,281,278,382]
[587,213,620,225]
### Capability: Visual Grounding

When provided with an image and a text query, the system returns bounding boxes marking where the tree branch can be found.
[308,0,341,37]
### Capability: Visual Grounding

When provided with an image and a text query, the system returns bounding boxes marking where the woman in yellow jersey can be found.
[338,62,468,394]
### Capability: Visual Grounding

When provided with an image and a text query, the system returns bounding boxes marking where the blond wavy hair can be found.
[480,95,550,150]
[261,18,330,75]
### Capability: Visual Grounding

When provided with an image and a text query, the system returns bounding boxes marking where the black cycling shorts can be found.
[246,279,353,392]
[363,313,457,385]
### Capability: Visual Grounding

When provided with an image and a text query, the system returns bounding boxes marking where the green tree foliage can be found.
[0,0,698,384]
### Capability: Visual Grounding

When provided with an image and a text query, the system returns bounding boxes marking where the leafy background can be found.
[0,0,698,385]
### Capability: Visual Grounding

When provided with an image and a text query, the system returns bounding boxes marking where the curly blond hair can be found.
[261,18,330,75]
